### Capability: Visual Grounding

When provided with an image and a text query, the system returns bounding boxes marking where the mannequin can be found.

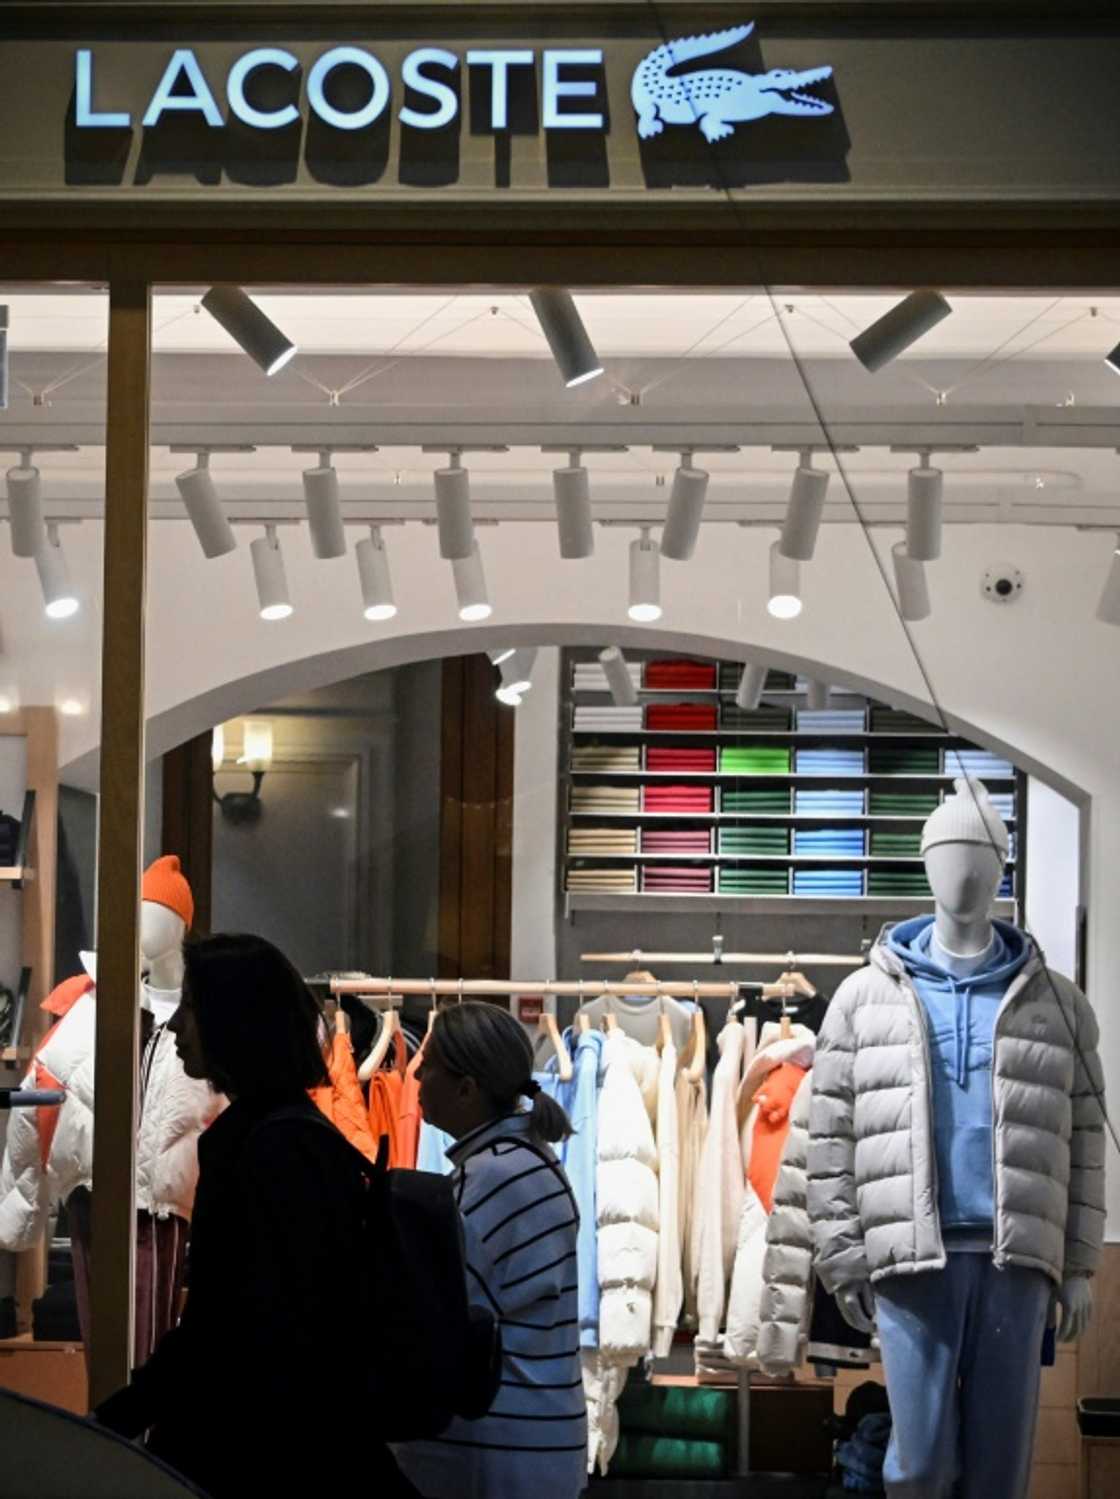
[807,778,1105,1499]
[0,856,223,1365]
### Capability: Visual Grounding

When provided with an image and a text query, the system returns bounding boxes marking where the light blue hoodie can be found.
[887,916,1028,1234]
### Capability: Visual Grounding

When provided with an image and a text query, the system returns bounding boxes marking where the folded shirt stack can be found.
[573,660,642,692]
[999,871,1014,898]
[796,708,867,734]
[694,1335,744,1385]
[718,663,794,692]
[720,746,792,774]
[573,705,644,731]
[870,706,945,734]
[645,658,717,690]
[719,703,793,731]
[567,866,638,893]
[869,744,940,774]
[869,790,939,816]
[641,828,713,854]
[794,868,865,896]
[867,870,932,897]
[646,746,717,773]
[720,787,792,814]
[646,703,718,731]
[568,828,639,856]
[795,788,866,815]
[611,1437,726,1480]
[571,785,641,814]
[642,865,713,893]
[718,867,791,894]
[943,749,1016,778]
[643,784,714,814]
[796,747,865,776]
[869,830,922,857]
[718,826,790,856]
[794,827,866,856]
[571,744,642,772]
[985,791,1015,820]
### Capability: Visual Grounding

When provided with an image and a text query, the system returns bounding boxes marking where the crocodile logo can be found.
[632,23,834,143]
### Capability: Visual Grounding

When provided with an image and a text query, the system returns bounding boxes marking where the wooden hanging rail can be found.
[579,949,864,968]
[331,975,755,1001]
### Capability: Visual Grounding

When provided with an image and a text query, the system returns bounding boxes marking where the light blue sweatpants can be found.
[875,1256,1050,1499]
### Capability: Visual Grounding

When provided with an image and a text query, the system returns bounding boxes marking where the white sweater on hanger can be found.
[695,1021,746,1342]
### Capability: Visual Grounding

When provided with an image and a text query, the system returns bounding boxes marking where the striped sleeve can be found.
[458,1142,579,1317]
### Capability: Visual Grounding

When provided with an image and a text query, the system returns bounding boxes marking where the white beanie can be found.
[920,776,1010,860]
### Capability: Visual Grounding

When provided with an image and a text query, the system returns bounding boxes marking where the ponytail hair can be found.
[429,1001,574,1145]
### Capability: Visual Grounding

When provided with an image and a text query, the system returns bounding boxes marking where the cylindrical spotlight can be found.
[501,648,538,696]
[453,541,492,622]
[735,661,768,711]
[302,459,347,560]
[176,459,236,559]
[356,526,397,621]
[0,305,8,412]
[629,533,662,622]
[435,463,474,560]
[850,290,952,373]
[35,524,79,620]
[806,679,830,711]
[251,525,294,620]
[892,542,931,622]
[906,464,943,562]
[529,288,604,389]
[200,286,297,377]
[768,541,802,620]
[1104,342,1120,378]
[779,462,829,561]
[1095,541,1120,626]
[487,646,516,666]
[553,465,595,559]
[6,462,46,558]
[660,465,709,562]
[599,646,638,707]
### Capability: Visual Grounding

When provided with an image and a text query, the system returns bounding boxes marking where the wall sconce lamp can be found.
[212,718,273,824]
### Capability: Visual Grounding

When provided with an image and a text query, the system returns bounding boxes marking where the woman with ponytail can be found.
[395,1001,587,1499]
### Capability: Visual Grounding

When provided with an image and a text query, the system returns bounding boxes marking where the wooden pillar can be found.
[89,279,150,1408]
[439,656,514,980]
[161,732,214,936]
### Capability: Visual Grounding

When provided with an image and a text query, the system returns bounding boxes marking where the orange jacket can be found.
[747,1062,807,1213]
[311,1030,380,1164]
[366,1029,408,1165]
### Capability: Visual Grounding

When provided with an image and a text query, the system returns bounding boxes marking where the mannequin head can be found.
[141,901,187,989]
[924,842,1004,925]
[920,778,1010,954]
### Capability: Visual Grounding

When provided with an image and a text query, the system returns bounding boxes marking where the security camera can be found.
[981,562,1024,604]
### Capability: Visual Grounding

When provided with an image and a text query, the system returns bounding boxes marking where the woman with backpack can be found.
[395,1001,587,1499]
[94,933,420,1499]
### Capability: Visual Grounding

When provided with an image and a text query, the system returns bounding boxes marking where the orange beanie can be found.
[142,855,195,931]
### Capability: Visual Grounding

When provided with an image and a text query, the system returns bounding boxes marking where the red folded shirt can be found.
[646,660,717,690]
[647,704,718,731]
[647,747,717,771]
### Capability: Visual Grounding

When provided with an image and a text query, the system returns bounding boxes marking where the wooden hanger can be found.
[777,969,817,1000]
[358,1006,401,1082]
[656,1012,673,1054]
[334,1007,350,1037]
[602,1012,619,1034]
[780,1011,793,1041]
[575,1011,591,1035]
[685,1004,706,1084]
[538,1010,573,1082]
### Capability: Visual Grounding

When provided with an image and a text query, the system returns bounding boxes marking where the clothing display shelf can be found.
[560,649,1027,914]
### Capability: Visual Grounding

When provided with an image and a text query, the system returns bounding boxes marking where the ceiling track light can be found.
[850,289,952,373]
[906,454,944,562]
[435,453,475,561]
[660,452,710,562]
[768,540,802,620]
[553,451,595,559]
[500,647,538,697]
[35,522,79,620]
[629,527,662,623]
[251,523,294,620]
[1095,536,1120,626]
[529,288,604,389]
[735,661,768,712]
[176,451,237,559]
[302,449,347,559]
[806,679,830,711]
[201,286,297,378]
[779,451,829,562]
[892,541,931,622]
[356,525,397,621]
[1106,342,1120,378]
[6,450,46,558]
[487,646,516,667]
[0,305,8,412]
[599,646,639,707]
[452,540,492,622]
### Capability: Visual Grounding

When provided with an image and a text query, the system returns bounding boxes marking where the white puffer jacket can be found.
[723,1027,815,1367]
[0,968,221,1253]
[756,1070,815,1377]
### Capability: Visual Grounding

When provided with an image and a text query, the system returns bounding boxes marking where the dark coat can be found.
[102,1092,417,1498]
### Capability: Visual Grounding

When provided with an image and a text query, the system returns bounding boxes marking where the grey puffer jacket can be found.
[808,932,1106,1291]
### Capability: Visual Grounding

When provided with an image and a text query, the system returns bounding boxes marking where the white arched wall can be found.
[7,516,1118,1221]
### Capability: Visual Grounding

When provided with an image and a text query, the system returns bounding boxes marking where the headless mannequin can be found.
[834,839,1093,1341]
[142,902,186,994]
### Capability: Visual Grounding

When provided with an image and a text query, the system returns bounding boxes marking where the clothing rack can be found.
[580,946,863,968]
[331,975,771,1000]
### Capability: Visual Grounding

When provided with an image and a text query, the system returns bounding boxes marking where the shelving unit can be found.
[560,651,1026,912]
